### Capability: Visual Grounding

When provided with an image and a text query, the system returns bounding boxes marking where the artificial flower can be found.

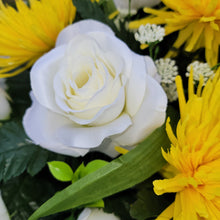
[155,58,178,102]
[135,24,165,44]
[153,68,220,219]
[77,208,120,220]
[129,0,220,67]
[0,79,11,120]
[186,61,215,85]
[0,192,10,220]
[114,0,160,11]
[23,19,167,157]
[0,0,76,78]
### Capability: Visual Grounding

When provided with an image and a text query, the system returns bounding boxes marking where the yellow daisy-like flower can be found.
[153,68,220,220]
[0,0,76,77]
[129,0,220,67]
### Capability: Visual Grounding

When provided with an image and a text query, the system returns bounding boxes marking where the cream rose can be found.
[114,0,161,11]
[23,19,167,157]
[0,79,11,121]
[77,208,120,220]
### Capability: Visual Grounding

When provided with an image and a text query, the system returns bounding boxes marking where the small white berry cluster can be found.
[186,61,214,85]
[134,24,165,44]
[155,58,178,102]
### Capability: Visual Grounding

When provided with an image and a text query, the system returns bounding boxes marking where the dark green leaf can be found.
[28,124,170,219]
[6,71,31,118]
[72,0,118,32]
[1,172,71,220]
[104,189,136,220]
[0,121,51,181]
[130,177,174,220]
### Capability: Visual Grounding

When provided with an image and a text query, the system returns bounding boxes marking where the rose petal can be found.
[56,112,132,148]
[31,45,66,113]
[56,19,115,47]
[23,93,132,155]
[112,75,167,146]
[77,208,120,220]
[125,52,147,117]
[23,93,89,157]
[144,56,161,83]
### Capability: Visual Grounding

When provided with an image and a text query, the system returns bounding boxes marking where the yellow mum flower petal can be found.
[0,0,76,77]
[153,68,220,220]
[129,0,220,66]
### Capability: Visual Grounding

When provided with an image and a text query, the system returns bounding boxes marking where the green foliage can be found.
[130,177,174,220]
[104,189,136,220]
[48,161,74,182]
[0,121,46,181]
[80,160,109,178]
[28,124,170,219]
[1,173,71,220]
[72,0,117,32]
[0,121,64,182]
[6,71,31,118]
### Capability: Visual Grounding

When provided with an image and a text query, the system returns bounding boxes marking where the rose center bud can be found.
[53,36,125,126]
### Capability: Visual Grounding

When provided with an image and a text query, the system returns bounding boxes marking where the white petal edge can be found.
[112,75,167,146]
[56,19,115,47]
[56,112,132,149]
[31,45,66,114]
[23,93,132,156]
[23,93,89,157]
[77,208,120,220]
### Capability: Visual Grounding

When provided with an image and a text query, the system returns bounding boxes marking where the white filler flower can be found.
[186,61,214,84]
[135,24,165,44]
[114,0,160,11]
[0,192,10,220]
[77,208,120,220]
[23,20,167,157]
[0,79,11,120]
[155,58,178,102]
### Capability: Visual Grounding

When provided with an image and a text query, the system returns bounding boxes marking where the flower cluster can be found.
[186,61,215,84]
[0,0,219,220]
[135,24,165,44]
[155,58,178,102]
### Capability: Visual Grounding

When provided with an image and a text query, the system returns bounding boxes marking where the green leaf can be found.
[28,124,170,220]
[72,0,118,32]
[0,121,48,181]
[85,199,105,208]
[104,189,136,220]
[0,121,64,182]
[6,71,31,119]
[80,160,109,178]
[48,161,74,182]
[1,173,72,220]
[130,177,173,220]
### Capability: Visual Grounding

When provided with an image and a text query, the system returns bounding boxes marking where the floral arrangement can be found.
[0,0,219,220]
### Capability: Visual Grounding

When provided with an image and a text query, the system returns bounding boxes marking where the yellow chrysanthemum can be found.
[0,0,76,77]
[129,0,220,67]
[153,68,220,220]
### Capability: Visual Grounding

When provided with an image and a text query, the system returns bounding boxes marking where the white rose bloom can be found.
[0,79,11,121]
[114,0,161,11]
[23,19,167,157]
[0,192,10,220]
[77,208,120,220]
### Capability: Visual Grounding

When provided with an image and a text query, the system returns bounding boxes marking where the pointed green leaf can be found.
[81,160,109,178]
[85,199,105,208]
[48,161,74,182]
[28,124,170,220]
